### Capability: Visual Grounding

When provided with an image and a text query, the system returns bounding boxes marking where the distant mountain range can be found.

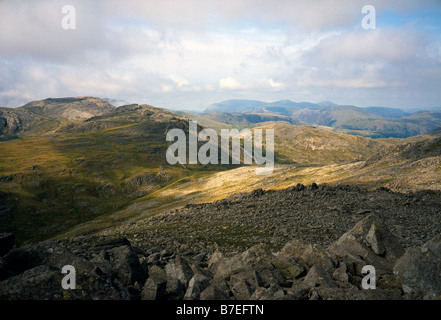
[202,99,441,138]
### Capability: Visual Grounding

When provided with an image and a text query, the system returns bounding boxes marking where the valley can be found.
[1,97,440,245]
[1,96,441,301]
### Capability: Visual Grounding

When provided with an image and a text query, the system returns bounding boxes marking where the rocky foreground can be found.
[1,210,441,300]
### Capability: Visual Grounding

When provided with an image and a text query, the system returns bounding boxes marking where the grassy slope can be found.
[54,123,426,239]
[0,112,228,244]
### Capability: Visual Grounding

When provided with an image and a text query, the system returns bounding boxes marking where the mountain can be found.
[205,99,321,113]
[0,96,116,140]
[20,96,116,120]
[258,123,389,165]
[2,97,441,302]
[364,106,410,119]
[204,99,441,138]
[199,112,302,127]
[0,107,58,139]
[103,98,132,107]
[205,99,268,113]
[0,97,233,244]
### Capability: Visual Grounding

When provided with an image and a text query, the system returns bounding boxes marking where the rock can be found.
[365,224,386,255]
[109,245,146,286]
[229,274,254,300]
[207,248,223,268]
[184,274,210,300]
[278,239,335,271]
[332,267,349,283]
[90,250,115,278]
[165,277,185,300]
[148,265,167,280]
[213,244,286,288]
[200,284,230,300]
[0,241,95,281]
[328,214,405,274]
[393,233,441,299]
[251,188,265,197]
[0,264,129,300]
[249,284,285,300]
[165,255,194,289]
[92,238,131,252]
[303,265,337,288]
[214,244,275,279]
[272,257,305,279]
[0,232,14,256]
[141,276,167,300]
[316,287,403,300]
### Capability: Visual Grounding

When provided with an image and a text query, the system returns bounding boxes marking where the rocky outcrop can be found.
[1,214,441,300]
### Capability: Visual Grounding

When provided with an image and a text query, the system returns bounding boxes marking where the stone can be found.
[184,274,210,300]
[0,264,129,300]
[249,284,285,300]
[214,244,276,280]
[109,245,146,286]
[207,248,223,268]
[332,267,349,283]
[272,257,305,279]
[316,287,403,300]
[365,223,386,255]
[278,239,334,271]
[393,233,441,299]
[165,255,194,289]
[165,277,185,300]
[92,237,131,252]
[328,214,405,274]
[200,285,230,300]
[303,265,337,288]
[90,250,115,278]
[229,274,254,300]
[141,276,167,300]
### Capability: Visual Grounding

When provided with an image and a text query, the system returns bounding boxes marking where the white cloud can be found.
[219,77,250,90]
[169,75,189,87]
[0,0,440,109]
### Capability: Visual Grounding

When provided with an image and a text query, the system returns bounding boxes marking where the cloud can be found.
[219,77,250,90]
[169,75,189,87]
[0,0,440,109]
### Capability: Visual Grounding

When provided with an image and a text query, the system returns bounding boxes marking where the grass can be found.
[0,116,232,244]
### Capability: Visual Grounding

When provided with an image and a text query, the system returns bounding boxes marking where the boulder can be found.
[0,241,95,281]
[229,274,254,300]
[109,245,146,286]
[141,276,167,300]
[165,277,185,300]
[0,264,129,300]
[393,233,441,299]
[328,214,405,274]
[184,274,210,300]
[303,265,337,288]
[277,239,335,271]
[90,250,116,278]
[213,244,277,280]
[165,255,194,289]
[272,257,305,279]
[200,284,230,300]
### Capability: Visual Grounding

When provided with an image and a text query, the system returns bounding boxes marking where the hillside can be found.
[2,96,440,249]
[0,97,116,140]
[51,123,441,242]
[0,98,231,244]
[203,99,441,138]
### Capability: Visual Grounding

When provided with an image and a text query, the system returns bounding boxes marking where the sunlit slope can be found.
[54,125,441,240]
[0,103,229,244]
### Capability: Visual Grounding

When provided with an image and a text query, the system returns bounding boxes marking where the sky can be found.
[0,0,440,111]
